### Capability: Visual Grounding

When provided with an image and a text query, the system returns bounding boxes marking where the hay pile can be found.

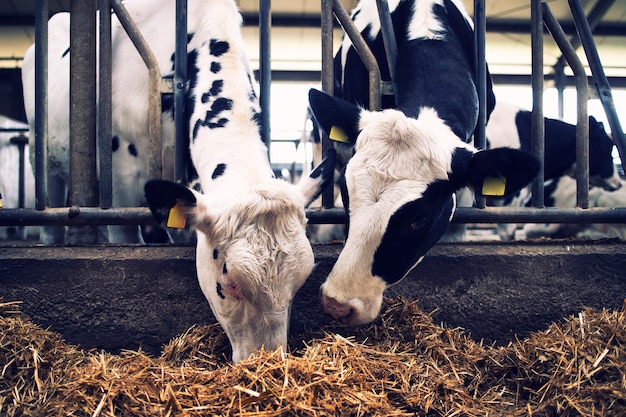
[1,297,625,416]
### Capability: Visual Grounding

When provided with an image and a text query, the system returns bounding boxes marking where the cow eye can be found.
[407,217,427,232]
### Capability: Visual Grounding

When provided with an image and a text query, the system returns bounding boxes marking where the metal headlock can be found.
[0,0,625,234]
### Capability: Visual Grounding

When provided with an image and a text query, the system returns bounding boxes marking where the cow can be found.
[0,115,36,240]
[308,0,540,325]
[485,101,621,240]
[521,175,626,240]
[23,0,336,362]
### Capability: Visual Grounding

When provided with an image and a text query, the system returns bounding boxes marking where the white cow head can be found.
[309,89,540,325]
[145,150,336,362]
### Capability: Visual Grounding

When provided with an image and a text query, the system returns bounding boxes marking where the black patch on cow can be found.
[111,136,120,152]
[222,263,228,274]
[372,182,455,285]
[212,163,226,179]
[127,143,138,157]
[185,49,200,124]
[62,47,70,58]
[213,248,219,260]
[210,62,222,73]
[209,39,229,57]
[216,282,226,300]
[192,97,233,140]
[210,80,224,96]
[187,33,194,44]
[162,93,174,114]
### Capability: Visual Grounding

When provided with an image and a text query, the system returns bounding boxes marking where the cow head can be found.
[309,89,539,325]
[144,150,336,362]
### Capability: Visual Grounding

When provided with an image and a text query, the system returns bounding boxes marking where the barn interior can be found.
[0,2,626,414]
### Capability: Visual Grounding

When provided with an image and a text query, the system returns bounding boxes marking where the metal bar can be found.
[320,0,335,208]
[474,0,487,209]
[1,207,625,226]
[109,0,162,180]
[34,0,48,210]
[9,135,29,208]
[568,0,626,179]
[542,2,589,209]
[332,0,381,110]
[68,0,98,244]
[375,0,397,99]
[98,0,113,209]
[259,0,271,154]
[174,0,188,184]
[530,0,545,208]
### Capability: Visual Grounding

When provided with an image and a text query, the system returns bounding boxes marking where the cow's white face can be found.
[193,180,314,362]
[309,89,540,325]
[321,108,465,324]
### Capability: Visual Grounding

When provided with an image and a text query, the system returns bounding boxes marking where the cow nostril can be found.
[321,294,353,320]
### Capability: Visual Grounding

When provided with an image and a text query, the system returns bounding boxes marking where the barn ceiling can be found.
[0,0,625,82]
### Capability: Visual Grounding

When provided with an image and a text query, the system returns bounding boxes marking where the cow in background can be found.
[485,101,621,240]
[0,115,37,240]
[24,0,336,362]
[308,0,539,325]
[522,175,626,240]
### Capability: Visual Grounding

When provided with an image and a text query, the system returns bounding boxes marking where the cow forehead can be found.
[350,108,469,185]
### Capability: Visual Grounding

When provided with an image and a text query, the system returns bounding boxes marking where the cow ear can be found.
[297,147,337,207]
[308,89,360,146]
[467,148,540,197]
[144,179,213,234]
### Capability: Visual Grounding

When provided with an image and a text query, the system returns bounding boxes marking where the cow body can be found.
[485,101,621,240]
[309,0,539,325]
[23,0,335,362]
[522,176,626,240]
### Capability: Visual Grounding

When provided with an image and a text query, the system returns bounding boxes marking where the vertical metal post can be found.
[375,0,397,99]
[530,0,544,208]
[542,2,589,208]
[259,0,271,156]
[474,0,486,209]
[34,0,48,210]
[568,0,626,178]
[98,0,113,209]
[321,0,335,208]
[175,0,188,184]
[68,0,99,244]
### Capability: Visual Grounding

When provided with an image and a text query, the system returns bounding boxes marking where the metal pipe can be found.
[9,135,29,209]
[332,0,381,110]
[530,0,545,208]
[109,0,163,180]
[98,0,113,209]
[1,207,625,226]
[320,0,335,209]
[68,0,98,244]
[34,0,48,210]
[375,0,397,100]
[568,0,626,179]
[474,0,487,209]
[259,0,271,154]
[174,0,188,184]
[542,3,589,208]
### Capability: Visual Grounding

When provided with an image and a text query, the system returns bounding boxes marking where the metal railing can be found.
[1,0,626,237]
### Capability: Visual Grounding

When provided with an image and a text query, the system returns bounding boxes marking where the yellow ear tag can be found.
[329,125,349,143]
[167,201,187,228]
[482,175,507,197]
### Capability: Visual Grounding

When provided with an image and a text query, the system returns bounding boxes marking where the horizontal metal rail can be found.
[1,207,625,227]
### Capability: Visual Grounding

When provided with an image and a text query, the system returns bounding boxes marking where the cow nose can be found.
[321,293,353,320]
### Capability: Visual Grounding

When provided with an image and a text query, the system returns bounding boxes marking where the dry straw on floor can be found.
[1,297,625,416]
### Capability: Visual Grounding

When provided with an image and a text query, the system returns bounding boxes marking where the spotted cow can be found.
[308,0,540,325]
[23,0,336,362]
[485,101,621,240]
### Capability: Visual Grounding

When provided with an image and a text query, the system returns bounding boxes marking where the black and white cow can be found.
[308,0,540,325]
[23,0,335,363]
[485,101,621,240]
[486,101,621,191]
